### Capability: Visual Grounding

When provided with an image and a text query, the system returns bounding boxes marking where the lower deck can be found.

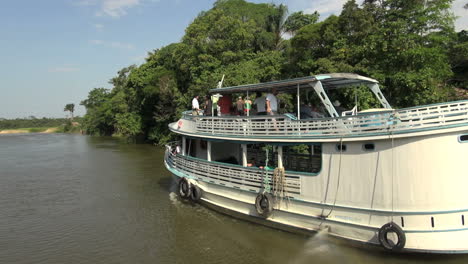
[165,128,468,252]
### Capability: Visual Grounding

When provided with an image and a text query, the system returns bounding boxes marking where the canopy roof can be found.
[209,73,378,94]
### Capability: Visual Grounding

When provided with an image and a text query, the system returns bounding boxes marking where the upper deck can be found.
[170,100,468,142]
[170,74,468,142]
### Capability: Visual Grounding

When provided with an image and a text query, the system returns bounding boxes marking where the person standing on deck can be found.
[254,91,266,115]
[236,96,244,116]
[266,88,279,115]
[244,96,252,116]
[204,95,212,116]
[192,95,200,115]
[333,100,345,116]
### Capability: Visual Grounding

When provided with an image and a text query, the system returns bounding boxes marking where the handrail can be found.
[176,101,468,138]
[165,149,301,195]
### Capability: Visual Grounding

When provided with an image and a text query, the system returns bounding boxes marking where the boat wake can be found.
[290,229,350,264]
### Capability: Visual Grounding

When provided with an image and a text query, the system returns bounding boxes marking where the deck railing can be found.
[179,100,468,137]
[165,145,301,195]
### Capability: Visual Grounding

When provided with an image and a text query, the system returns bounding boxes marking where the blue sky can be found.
[0,0,466,119]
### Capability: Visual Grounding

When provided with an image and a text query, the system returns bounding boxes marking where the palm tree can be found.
[64,103,75,120]
[267,4,288,50]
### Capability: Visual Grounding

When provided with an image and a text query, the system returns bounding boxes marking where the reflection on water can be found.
[0,133,467,264]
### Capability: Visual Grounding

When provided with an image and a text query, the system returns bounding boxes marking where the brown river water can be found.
[0,133,467,264]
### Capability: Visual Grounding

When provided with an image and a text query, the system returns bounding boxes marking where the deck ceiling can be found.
[209,73,378,94]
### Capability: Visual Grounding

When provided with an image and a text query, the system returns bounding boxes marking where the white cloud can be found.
[286,0,347,18]
[453,0,468,31]
[90,39,104,45]
[302,0,347,17]
[76,0,145,18]
[48,67,80,73]
[130,54,147,63]
[289,0,467,30]
[94,23,104,30]
[89,39,135,50]
[102,0,140,17]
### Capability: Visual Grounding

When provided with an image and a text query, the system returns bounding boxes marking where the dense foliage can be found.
[80,0,468,144]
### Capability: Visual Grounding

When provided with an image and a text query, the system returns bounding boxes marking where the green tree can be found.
[284,11,319,37]
[64,103,75,120]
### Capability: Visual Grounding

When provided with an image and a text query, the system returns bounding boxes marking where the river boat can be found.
[164,73,468,253]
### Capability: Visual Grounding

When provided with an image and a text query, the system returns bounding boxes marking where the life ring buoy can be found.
[378,222,406,251]
[190,184,203,202]
[255,193,274,218]
[178,178,191,199]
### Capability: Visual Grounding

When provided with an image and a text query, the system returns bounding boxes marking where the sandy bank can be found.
[41,128,59,133]
[0,128,59,134]
[0,129,29,134]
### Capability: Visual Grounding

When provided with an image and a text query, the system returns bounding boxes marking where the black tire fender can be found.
[178,178,191,199]
[190,184,203,202]
[255,193,274,218]
[378,222,406,251]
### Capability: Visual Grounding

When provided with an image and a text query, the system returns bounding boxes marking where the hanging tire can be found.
[190,184,203,202]
[255,193,274,218]
[178,178,191,199]
[378,222,406,251]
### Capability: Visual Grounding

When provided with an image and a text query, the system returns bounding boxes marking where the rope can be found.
[390,111,396,222]
[323,137,344,219]
[272,167,288,208]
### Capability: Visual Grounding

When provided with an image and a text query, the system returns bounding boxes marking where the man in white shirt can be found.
[266,88,279,115]
[192,95,200,115]
[253,91,266,115]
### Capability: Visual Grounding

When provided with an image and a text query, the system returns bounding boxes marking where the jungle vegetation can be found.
[79,0,468,144]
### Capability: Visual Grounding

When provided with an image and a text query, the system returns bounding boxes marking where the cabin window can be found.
[459,134,468,143]
[246,144,322,174]
[363,143,375,151]
[210,141,241,165]
[336,144,347,152]
[246,144,278,168]
[282,144,322,174]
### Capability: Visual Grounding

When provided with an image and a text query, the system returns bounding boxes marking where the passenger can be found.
[172,145,181,155]
[333,100,345,116]
[247,158,256,167]
[266,88,279,115]
[218,94,232,116]
[212,94,221,116]
[311,105,325,118]
[244,96,252,116]
[266,88,279,131]
[254,91,266,115]
[236,96,244,116]
[204,95,212,116]
[192,95,200,115]
[300,101,314,119]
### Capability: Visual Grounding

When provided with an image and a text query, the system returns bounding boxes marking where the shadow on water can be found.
[157,177,174,194]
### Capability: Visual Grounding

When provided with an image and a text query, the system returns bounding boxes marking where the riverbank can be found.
[0,127,59,134]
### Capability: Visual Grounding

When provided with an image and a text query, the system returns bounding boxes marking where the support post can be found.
[297,84,301,120]
[241,144,247,167]
[277,146,283,169]
[207,141,212,161]
[310,81,339,118]
[182,137,186,156]
[247,91,249,117]
[368,83,392,109]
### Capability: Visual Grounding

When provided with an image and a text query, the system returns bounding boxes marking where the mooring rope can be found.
[324,136,344,219]
[272,167,288,208]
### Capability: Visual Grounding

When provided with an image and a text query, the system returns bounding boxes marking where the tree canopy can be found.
[79,0,467,144]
